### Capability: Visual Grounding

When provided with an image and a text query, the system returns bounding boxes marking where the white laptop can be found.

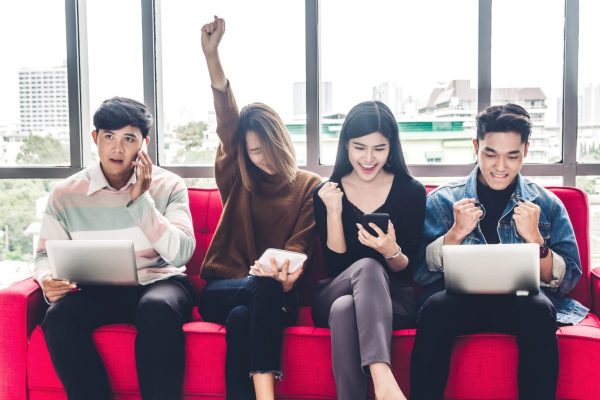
[442,243,540,296]
[46,240,139,286]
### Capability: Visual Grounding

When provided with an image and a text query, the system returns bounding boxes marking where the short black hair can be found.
[92,97,153,138]
[476,103,532,143]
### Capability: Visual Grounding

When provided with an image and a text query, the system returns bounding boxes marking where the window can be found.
[577,0,600,163]
[577,176,600,267]
[491,0,564,164]
[0,0,70,166]
[85,0,144,165]
[158,0,306,166]
[0,179,57,287]
[320,0,478,165]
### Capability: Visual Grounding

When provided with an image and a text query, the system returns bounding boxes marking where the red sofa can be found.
[1,186,600,399]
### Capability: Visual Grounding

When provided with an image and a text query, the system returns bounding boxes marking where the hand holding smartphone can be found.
[360,213,390,237]
[136,140,148,176]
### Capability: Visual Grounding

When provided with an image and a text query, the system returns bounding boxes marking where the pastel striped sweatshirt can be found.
[33,161,196,286]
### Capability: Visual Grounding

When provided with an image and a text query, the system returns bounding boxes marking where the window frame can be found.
[0,0,596,185]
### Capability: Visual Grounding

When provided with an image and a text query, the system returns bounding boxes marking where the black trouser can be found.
[41,276,195,400]
[410,290,558,400]
[198,276,296,400]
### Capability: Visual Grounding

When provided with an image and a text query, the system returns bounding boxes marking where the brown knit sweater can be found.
[200,83,321,280]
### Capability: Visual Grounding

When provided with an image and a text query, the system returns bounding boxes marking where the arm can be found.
[313,184,354,277]
[283,176,322,257]
[202,16,240,200]
[544,199,582,296]
[127,178,196,267]
[34,189,76,303]
[412,191,453,286]
[396,181,426,271]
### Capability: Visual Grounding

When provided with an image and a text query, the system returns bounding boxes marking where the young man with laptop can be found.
[410,103,588,399]
[33,97,196,400]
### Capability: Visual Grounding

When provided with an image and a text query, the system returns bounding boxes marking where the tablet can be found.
[46,240,139,285]
[257,248,307,274]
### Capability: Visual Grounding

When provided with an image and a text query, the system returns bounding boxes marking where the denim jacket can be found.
[413,167,589,325]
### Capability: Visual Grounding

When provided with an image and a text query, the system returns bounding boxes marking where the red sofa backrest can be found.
[186,186,592,308]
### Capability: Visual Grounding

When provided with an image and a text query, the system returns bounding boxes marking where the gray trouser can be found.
[311,258,415,400]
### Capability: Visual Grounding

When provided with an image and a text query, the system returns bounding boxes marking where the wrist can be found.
[384,245,402,260]
[445,226,467,245]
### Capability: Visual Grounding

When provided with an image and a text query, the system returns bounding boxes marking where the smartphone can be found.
[360,213,390,237]
[136,140,148,176]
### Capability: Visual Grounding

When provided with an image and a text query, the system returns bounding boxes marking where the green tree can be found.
[0,180,52,262]
[16,134,69,165]
[175,121,207,152]
[577,176,599,195]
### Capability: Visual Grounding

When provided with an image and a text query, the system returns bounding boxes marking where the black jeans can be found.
[41,275,195,400]
[410,290,558,400]
[198,276,296,400]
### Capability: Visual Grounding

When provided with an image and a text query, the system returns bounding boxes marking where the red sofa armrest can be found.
[0,277,46,400]
[591,268,600,317]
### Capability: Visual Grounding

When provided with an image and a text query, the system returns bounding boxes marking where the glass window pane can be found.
[85,0,144,165]
[577,0,600,163]
[159,0,306,166]
[491,0,564,164]
[0,179,57,288]
[0,0,70,166]
[577,176,600,267]
[320,0,478,165]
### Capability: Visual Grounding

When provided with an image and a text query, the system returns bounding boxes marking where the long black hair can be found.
[330,100,410,182]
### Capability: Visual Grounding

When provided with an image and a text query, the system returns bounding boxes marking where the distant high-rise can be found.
[293,81,333,117]
[580,83,600,125]
[372,82,404,115]
[18,66,69,136]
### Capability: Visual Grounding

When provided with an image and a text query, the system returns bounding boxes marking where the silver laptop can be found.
[443,243,540,296]
[46,240,139,285]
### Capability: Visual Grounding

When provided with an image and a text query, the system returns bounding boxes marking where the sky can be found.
[0,0,599,130]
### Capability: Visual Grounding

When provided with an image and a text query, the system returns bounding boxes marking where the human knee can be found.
[515,294,556,328]
[136,296,182,328]
[250,277,284,302]
[418,291,457,323]
[226,305,250,333]
[328,295,355,328]
[350,258,388,282]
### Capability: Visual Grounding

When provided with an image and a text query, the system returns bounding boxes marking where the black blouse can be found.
[313,174,426,280]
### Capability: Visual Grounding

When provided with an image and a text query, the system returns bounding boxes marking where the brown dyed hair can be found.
[236,102,297,192]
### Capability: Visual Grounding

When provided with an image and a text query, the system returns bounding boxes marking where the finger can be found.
[455,198,476,207]
[46,279,72,289]
[388,220,395,233]
[355,223,373,240]
[368,222,385,237]
[269,257,279,273]
[288,266,304,279]
[281,259,290,277]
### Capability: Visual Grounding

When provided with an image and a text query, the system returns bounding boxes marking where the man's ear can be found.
[92,130,98,145]
[144,136,150,145]
[472,138,479,154]
[523,142,529,158]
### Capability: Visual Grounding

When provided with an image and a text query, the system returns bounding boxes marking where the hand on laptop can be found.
[42,276,78,303]
[131,149,152,203]
[513,200,544,245]
[445,198,484,245]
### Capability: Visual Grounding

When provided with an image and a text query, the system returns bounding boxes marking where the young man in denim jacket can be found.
[410,103,588,400]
